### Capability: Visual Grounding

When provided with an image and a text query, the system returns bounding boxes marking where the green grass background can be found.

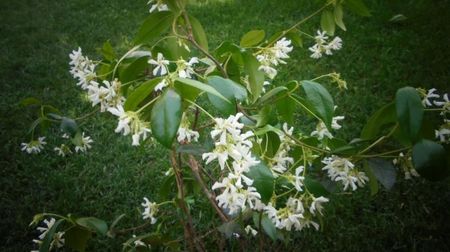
[1,0,449,251]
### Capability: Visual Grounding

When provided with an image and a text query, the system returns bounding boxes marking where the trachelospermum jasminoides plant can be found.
[22,0,450,251]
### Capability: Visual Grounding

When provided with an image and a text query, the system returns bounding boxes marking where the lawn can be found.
[1,0,449,251]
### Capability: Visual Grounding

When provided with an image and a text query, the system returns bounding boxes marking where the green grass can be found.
[1,0,450,251]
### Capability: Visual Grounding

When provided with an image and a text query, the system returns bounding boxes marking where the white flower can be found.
[108,105,151,146]
[332,115,345,130]
[328,36,343,50]
[148,53,169,76]
[88,79,124,112]
[148,0,169,13]
[36,218,55,240]
[54,144,72,157]
[308,44,322,59]
[309,196,329,216]
[314,30,328,43]
[256,37,293,79]
[245,225,258,236]
[258,65,278,79]
[435,127,450,143]
[69,47,97,90]
[177,57,198,79]
[74,132,93,153]
[154,78,168,92]
[311,122,333,140]
[177,127,199,143]
[292,166,305,191]
[309,30,343,59]
[21,137,46,154]
[141,197,158,224]
[132,235,149,248]
[322,155,367,191]
[421,88,440,107]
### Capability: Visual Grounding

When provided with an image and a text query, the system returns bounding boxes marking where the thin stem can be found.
[74,108,100,121]
[185,99,215,120]
[136,95,160,113]
[289,94,323,122]
[357,124,399,156]
[112,45,142,79]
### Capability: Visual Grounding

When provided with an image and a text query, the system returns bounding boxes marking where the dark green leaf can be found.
[321,10,335,36]
[361,102,396,139]
[176,77,229,102]
[258,86,288,105]
[188,15,208,51]
[76,217,108,236]
[367,158,396,190]
[124,78,161,111]
[243,51,265,102]
[246,160,274,203]
[65,226,92,252]
[363,161,379,196]
[151,89,182,148]
[304,177,329,197]
[217,221,241,239]
[300,80,334,128]
[134,11,174,45]
[395,87,424,143]
[240,30,265,47]
[60,117,78,136]
[159,174,175,199]
[207,76,247,115]
[253,213,277,241]
[412,139,449,181]
[345,0,371,17]
[119,56,149,83]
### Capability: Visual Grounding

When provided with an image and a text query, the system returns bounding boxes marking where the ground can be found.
[1,0,449,251]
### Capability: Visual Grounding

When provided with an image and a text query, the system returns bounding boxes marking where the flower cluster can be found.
[69,47,97,90]
[256,37,293,79]
[88,79,125,112]
[322,155,368,191]
[268,123,296,176]
[203,113,261,215]
[311,115,345,140]
[31,218,65,251]
[419,88,450,143]
[265,195,329,231]
[308,30,342,59]
[21,137,46,154]
[108,106,151,146]
[21,132,93,156]
[141,197,159,224]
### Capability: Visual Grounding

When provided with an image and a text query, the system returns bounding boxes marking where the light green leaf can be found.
[20,97,41,107]
[124,78,161,111]
[246,160,275,203]
[395,87,424,143]
[101,41,116,62]
[76,217,108,236]
[334,4,346,31]
[243,51,265,102]
[300,80,334,129]
[240,30,265,47]
[151,89,182,148]
[321,10,335,36]
[188,15,209,51]
[175,77,229,102]
[134,11,174,45]
[412,139,449,181]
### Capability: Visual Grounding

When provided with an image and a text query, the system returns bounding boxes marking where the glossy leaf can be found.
[300,80,334,128]
[412,139,449,181]
[243,51,265,102]
[65,226,92,252]
[361,102,396,139]
[151,89,182,148]
[207,76,247,115]
[188,15,208,51]
[246,160,274,203]
[321,10,335,36]
[119,56,149,83]
[367,158,396,190]
[76,217,108,236]
[134,11,174,45]
[176,77,229,102]
[124,78,161,111]
[395,87,424,143]
[240,30,265,47]
[258,86,288,105]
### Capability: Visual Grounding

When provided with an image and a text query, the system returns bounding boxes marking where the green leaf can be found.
[253,213,278,241]
[334,4,346,31]
[300,80,334,128]
[321,10,335,36]
[188,15,209,51]
[363,161,379,196]
[240,30,265,47]
[151,89,182,148]
[39,219,64,252]
[345,0,371,17]
[412,139,449,181]
[65,226,92,252]
[258,86,288,105]
[367,158,397,190]
[256,105,278,127]
[134,11,174,45]
[101,41,116,62]
[361,102,396,139]
[243,51,265,102]
[124,78,161,111]
[259,131,280,158]
[60,117,78,136]
[119,56,149,83]
[395,87,424,143]
[304,178,329,197]
[76,217,108,236]
[159,174,175,199]
[20,97,41,107]
[246,160,275,203]
[207,76,247,115]
[175,77,229,102]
